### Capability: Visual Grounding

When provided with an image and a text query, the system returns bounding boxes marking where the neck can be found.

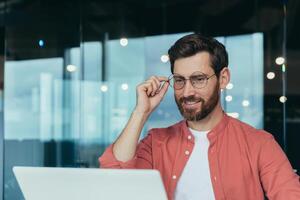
[187,103,224,131]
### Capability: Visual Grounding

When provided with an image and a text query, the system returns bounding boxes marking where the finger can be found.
[150,79,161,96]
[156,80,169,98]
[150,81,158,96]
[144,82,153,96]
[151,76,168,94]
[145,76,169,96]
[148,77,161,96]
[137,82,153,97]
[156,80,169,94]
[149,76,161,91]
[145,81,156,96]
[156,76,169,82]
[147,76,168,85]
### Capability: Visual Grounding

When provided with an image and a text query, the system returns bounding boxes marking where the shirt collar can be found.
[180,112,230,140]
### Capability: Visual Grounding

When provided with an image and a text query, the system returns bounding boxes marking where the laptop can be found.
[13,166,168,200]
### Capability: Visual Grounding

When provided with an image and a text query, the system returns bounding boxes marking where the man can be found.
[99,33,300,200]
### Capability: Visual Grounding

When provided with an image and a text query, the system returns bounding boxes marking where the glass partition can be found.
[1,0,299,199]
[4,32,264,199]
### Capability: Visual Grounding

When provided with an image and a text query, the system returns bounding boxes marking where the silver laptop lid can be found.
[13,166,168,200]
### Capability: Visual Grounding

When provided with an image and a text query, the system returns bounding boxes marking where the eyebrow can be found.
[173,74,185,79]
[173,73,207,78]
[173,74,184,77]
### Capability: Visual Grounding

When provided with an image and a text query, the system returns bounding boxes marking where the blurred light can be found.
[38,39,44,47]
[121,83,129,91]
[266,72,275,80]
[100,85,108,92]
[227,112,239,118]
[66,65,77,72]
[226,83,234,90]
[242,100,250,107]
[225,95,232,102]
[221,89,224,92]
[275,57,285,65]
[160,54,169,63]
[279,96,287,103]
[120,38,128,46]
[282,64,286,72]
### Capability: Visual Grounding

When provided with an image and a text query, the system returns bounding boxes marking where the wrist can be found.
[132,108,150,120]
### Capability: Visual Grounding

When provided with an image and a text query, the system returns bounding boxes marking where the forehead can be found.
[173,52,214,76]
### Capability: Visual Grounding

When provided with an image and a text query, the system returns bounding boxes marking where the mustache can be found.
[179,96,204,104]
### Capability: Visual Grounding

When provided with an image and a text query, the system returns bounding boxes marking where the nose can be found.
[182,79,196,97]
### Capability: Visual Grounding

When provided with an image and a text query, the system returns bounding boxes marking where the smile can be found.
[185,101,199,105]
[183,100,202,108]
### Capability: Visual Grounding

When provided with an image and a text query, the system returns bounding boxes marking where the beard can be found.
[175,83,220,121]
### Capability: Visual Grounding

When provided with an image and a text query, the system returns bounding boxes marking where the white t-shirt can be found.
[174,128,215,200]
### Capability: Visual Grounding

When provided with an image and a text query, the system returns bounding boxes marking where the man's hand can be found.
[135,76,170,116]
[112,75,170,162]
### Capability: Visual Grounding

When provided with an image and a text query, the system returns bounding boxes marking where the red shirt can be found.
[99,114,300,200]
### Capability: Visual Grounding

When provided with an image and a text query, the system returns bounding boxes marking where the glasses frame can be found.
[168,71,216,90]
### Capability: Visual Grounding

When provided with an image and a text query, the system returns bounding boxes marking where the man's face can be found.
[173,52,220,121]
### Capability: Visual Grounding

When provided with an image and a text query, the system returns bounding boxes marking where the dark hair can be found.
[168,33,228,77]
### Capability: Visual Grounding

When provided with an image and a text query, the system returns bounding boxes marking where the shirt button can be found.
[172,175,177,180]
[185,150,190,155]
[187,135,192,140]
[214,176,217,181]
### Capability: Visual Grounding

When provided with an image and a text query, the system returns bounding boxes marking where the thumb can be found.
[156,81,169,98]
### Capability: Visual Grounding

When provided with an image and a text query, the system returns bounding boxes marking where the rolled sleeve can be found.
[98,143,137,168]
[98,131,154,169]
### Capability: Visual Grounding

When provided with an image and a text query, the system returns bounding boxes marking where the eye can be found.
[174,78,184,84]
[192,76,206,83]
[173,75,183,80]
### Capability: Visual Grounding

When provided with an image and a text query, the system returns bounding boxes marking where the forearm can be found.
[112,109,149,162]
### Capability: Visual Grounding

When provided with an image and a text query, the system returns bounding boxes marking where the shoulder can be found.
[227,116,274,143]
[147,120,184,142]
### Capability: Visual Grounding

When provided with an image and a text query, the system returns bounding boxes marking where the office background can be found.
[0,0,299,199]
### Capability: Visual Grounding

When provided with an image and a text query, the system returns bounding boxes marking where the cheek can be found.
[203,90,213,98]
[174,91,182,99]
[205,84,220,100]
[197,89,215,102]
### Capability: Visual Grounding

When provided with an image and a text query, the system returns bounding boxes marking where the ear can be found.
[218,67,230,90]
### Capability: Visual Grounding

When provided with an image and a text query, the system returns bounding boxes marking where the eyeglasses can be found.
[168,71,216,90]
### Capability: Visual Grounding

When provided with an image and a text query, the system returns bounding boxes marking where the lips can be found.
[184,100,201,105]
[182,100,202,109]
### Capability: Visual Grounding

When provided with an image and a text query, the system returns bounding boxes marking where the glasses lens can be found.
[169,71,211,90]
[170,75,185,90]
[190,75,207,89]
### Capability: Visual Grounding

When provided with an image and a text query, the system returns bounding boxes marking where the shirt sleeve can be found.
[259,136,300,200]
[98,130,154,169]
